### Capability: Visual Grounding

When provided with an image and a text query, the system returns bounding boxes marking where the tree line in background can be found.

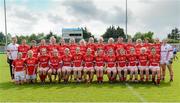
[0,26,179,46]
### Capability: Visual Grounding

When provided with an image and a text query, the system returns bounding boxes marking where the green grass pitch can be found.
[0,54,180,102]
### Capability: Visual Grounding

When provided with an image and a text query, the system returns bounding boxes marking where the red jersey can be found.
[105,44,115,52]
[105,55,116,68]
[62,55,72,66]
[69,44,77,55]
[135,44,144,54]
[127,54,138,66]
[152,43,161,55]
[79,45,87,55]
[18,44,30,58]
[49,56,62,69]
[30,46,39,58]
[83,54,94,67]
[148,54,160,66]
[144,43,151,54]
[87,43,96,54]
[12,59,25,72]
[72,53,83,67]
[38,45,48,53]
[38,55,50,68]
[95,55,105,67]
[116,54,127,67]
[96,43,105,50]
[138,53,149,66]
[125,43,135,54]
[48,44,58,56]
[58,44,68,56]
[116,43,125,50]
[24,57,38,75]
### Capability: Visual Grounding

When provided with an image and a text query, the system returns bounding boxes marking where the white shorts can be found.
[14,71,25,81]
[149,66,160,70]
[138,66,149,70]
[73,66,83,71]
[117,67,127,71]
[95,66,103,71]
[160,60,170,65]
[39,67,49,72]
[128,66,137,70]
[62,66,72,71]
[107,67,117,72]
[26,74,36,80]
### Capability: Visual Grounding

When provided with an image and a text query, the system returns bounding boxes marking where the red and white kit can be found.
[38,55,50,71]
[83,54,94,70]
[95,54,105,70]
[72,53,83,70]
[105,55,116,71]
[25,57,38,79]
[137,53,149,70]
[12,59,25,81]
[149,54,160,70]
[62,55,72,71]
[116,54,127,69]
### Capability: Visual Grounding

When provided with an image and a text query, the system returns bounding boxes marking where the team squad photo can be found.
[1,0,179,102]
[7,36,174,85]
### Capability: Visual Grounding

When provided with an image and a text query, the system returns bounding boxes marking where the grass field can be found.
[0,54,180,102]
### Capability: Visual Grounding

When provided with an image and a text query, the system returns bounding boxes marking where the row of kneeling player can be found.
[12,46,161,85]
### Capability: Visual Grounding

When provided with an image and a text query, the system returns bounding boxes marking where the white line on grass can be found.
[125,83,147,103]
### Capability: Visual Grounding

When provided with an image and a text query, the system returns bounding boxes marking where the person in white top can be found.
[160,39,173,81]
[6,37,19,81]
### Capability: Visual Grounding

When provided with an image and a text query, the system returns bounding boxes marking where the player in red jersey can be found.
[24,50,38,83]
[62,48,72,83]
[87,37,96,54]
[30,40,39,58]
[149,47,161,85]
[116,48,127,82]
[83,48,95,83]
[48,49,62,83]
[38,39,48,55]
[135,39,144,54]
[138,47,149,82]
[94,49,105,83]
[152,38,161,55]
[96,37,105,51]
[127,47,138,82]
[38,48,50,83]
[12,52,25,84]
[58,38,68,56]
[79,39,87,55]
[105,38,115,54]
[48,36,58,56]
[125,38,135,54]
[68,38,77,55]
[18,39,30,59]
[115,37,125,54]
[72,47,83,83]
[143,38,152,54]
[105,49,117,83]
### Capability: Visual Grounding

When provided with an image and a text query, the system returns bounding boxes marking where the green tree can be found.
[81,27,93,41]
[133,31,154,43]
[102,26,125,41]
[167,28,180,40]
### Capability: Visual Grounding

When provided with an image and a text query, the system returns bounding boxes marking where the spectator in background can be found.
[6,37,19,81]
[173,45,178,61]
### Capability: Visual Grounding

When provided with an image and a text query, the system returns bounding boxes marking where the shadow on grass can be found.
[0,80,172,90]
